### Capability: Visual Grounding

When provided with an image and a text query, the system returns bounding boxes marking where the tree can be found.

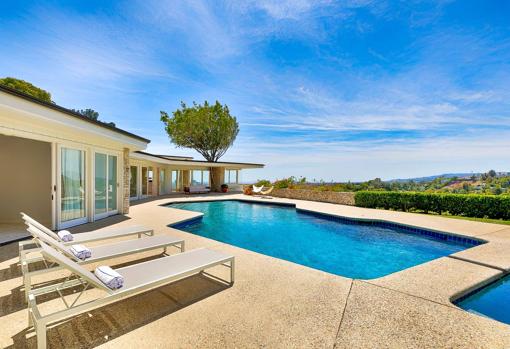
[488,169,497,178]
[72,108,99,121]
[0,77,52,103]
[160,101,239,162]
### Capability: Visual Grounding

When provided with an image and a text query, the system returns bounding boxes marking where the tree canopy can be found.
[160,101,239,162]
[71,108,115,127]
[72,108,99,121]
[0,77,52,103]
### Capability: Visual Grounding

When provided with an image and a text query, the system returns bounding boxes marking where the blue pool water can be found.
[456,275,510,324]
[169,200,473,279]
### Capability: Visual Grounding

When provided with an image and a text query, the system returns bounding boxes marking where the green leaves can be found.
[354,191,510,220]
[0,77,52,103]
[160,100,239,162]
[72,108,99,121]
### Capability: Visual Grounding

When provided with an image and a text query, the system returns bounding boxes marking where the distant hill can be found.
[388,173,480,183]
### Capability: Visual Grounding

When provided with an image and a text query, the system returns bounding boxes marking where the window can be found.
[60,148,86,222]
[191,170,210,186]
[192,170,202,185]
[202,170,210,186]
[130,166,137,197]
[224,169,239,184]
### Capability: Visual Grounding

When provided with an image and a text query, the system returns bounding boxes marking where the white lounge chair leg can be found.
[24,275,31,302]
[36,321,47,349]
[230,259,235,284]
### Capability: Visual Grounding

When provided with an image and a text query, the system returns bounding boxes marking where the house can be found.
[0,85,263,234]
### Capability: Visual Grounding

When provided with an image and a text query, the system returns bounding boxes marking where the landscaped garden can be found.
[253,171,510,224]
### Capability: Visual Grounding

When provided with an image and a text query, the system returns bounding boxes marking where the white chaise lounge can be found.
[28,240,234,349]
[20,213,154,263]
[22,224,185,299]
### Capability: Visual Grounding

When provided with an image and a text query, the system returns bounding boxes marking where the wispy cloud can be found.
[1,0,509,181]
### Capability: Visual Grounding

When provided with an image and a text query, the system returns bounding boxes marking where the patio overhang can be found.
[131,151,264,169]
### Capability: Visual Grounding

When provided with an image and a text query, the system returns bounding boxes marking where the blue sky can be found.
[1,1,509,182]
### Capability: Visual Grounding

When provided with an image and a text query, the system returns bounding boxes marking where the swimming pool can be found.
[169,200,479,279]
[455,275,510,324]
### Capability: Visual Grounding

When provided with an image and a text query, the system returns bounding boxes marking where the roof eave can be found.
[0,84,151,144]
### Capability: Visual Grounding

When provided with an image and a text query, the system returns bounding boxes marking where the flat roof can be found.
[134,151,264,168]
[0,84,151,143]
[156,154,194,160]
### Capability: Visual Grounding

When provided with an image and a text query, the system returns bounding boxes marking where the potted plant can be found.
[243,185,253,195]
[221,184,229,193]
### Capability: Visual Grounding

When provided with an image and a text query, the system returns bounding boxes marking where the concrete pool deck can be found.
[1,193,509,348]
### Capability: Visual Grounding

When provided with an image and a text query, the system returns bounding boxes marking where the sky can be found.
[1,1,509,182]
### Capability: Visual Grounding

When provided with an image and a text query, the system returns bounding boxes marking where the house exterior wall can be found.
[0,92,147,229]
[122,148,130,214]
[0,134,52,224]
[0,90,262,232]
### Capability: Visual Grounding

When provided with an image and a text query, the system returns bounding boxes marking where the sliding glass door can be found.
[141,167,148,196]
[159,169,166,195]
[60,147,87,227]
[130,166,138,199]
[94,153,118,219]
[171,170,182,192]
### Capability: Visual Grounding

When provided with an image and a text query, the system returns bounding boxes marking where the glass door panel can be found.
[95,153,117,218]
[159,170,165,194]
[108,155,117,211]
[130,166,138,198]
[141,167,148,196]
[60,148,86,223]
[171,170,177,192]
[94,153,107,215]
[203,170,210,186]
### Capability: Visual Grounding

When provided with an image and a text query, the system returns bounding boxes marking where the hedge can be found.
[354,191,510,220]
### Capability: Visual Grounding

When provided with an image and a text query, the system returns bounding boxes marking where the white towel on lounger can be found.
[70,244,91,260]
[57,230,74,242]
[94,266,124,289]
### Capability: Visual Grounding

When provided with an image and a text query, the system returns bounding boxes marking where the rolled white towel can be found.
[70,244,92,260]
[57,230,74,242]
[94,266,124,289]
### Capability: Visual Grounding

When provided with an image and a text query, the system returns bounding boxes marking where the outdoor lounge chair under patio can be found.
[22,224,185,299]
[19,213,154,263]
[28,240,235,349]
[260,186,274,195]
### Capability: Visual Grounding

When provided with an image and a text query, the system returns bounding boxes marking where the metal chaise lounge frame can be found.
[22,223,185,299]
[29,240,235,349]
[19,213,154,264]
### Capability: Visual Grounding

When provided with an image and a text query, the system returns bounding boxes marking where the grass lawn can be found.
[439,214,510,225]
[388,209,510,225]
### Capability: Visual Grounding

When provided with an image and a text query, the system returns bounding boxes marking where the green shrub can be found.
[354,191,510,220]
[273,176,306,189]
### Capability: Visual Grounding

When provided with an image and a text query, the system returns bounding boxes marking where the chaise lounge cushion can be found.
[189,185,210,193]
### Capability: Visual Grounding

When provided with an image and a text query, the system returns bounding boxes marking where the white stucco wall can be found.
[0,134,52,224]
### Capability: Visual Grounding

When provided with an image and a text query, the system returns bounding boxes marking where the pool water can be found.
[169,200,471,279]
[456,275,510,324]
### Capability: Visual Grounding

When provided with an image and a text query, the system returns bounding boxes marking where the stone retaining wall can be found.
[270,189,355,206]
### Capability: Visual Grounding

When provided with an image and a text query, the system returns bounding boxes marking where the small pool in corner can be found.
[455,275,510,324]
[168,200,482,279]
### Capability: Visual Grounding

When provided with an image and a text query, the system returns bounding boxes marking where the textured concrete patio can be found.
[1,193,509,348]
